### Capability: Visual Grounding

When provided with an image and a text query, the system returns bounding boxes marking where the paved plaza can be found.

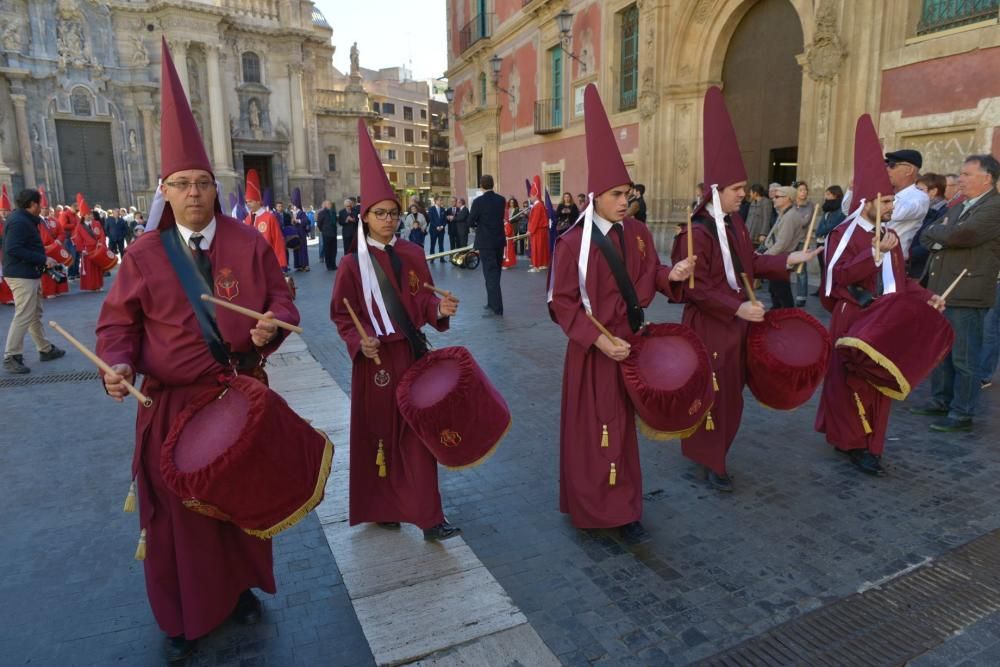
[2,236,1000,666]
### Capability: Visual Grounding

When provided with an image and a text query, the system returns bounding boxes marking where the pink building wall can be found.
[880,46,1000,118]
[499,41,539,133]
[571,3,602,80]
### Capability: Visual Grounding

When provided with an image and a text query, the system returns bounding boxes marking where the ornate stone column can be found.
[288,63,309,178]
[139,104,158,186]
[205,44,235,179]
[168,39,190,95]
[11,94,36,187]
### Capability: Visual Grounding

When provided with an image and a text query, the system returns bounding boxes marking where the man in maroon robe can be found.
[96,40,299,662]
[548,85,695,544]
[671,87,820,492]
[816,114,944,476]
[330,118,460,540]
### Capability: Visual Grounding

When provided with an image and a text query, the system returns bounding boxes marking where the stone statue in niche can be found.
[248,98,261,129]
[128,129,138,152]
[578,27,595,75]
[1,18,25,52]
[188,58,201,101]
[350,42,360,76]
[57,21,90,70]
[128,34,149,67]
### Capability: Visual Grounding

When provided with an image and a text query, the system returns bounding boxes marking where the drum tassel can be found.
[376,440,387,478]
[705,411,715,431]
[134,528,147,561]
[853,393,873,435]
[600,424,609,448]
[609,463,617,487]
[123,479,137,513]
[713,373,719,392]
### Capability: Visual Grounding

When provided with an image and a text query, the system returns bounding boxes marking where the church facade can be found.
[0,0,375,210]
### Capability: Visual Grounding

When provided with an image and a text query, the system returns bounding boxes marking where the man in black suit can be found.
[454,198,471,247]
[338,197,358,254]
[317,199,337,270]
[469,175,506,316]
[427,196,447,261]
[445,196,459,251]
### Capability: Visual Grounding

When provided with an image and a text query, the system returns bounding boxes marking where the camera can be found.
[45,266,68,284]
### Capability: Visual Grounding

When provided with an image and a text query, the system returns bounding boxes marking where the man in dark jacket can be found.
[317,199,337,270]
[426,196,447,260]
[106,209,129,256]
[454,198,471,247]
[912,155,1000,432]
[338,197,358,254]
[470,175,507,316]
[3,188,65,374]
[445,197,460,251]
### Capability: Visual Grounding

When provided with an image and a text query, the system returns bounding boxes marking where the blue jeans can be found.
[795,268,809,304]
[931,306,987,421]
[978,284,1000,381]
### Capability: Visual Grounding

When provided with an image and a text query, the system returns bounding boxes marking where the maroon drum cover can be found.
[45,241,73,267]
[836,291,954,400]
[91,245,119,272]
[282,225,302,250]
[621,323,714,440]
[160,375,333,538]
[396,346,511,469]
[747,309,831,410]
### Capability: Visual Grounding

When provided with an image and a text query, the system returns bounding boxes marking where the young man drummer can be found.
[816,114,944,476]
[548,84,695,544]
[670,87,819,492]
[331,119,461,541]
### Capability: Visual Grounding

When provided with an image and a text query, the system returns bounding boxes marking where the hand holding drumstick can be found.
[423,283,460,318]
[342,298,381,365]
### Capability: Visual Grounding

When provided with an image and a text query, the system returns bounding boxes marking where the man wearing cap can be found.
[671,87,819,492]
[817,115,944,476]
[96,40,299,662]
[843,148,929,261]
[331,119,461,541]
[549,84,695,543]
[243,170,288,272]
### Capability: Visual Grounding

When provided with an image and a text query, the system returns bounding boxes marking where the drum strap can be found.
[161,226,232,367]
[368,251,429,360]
[694,216,746,275]
[591,226,644,333]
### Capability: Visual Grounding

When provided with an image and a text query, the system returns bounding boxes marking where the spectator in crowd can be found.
[426,196,447,260]
[792,181,816,305]
[338,197,358,254]
[106,208,129,257]
[768,182,782,226]
[944,172,964,208]
[318,199,337,270]
[470,175,507,317]
[403,204,427,251]
[555,192,579,234]
[745,183,773,247]
[980,272,1000,390]
[912,155,1000,432]
[2,188,65,375]
[738,189,751,222]
[762,186,800,309]
[576,193,587,210]
[691,182,705,210]
[814,184,846,288]
[844,148,929,259]
[306,205,317,239]
[627,183,647,222]
[508,197,525,256]
[445,197,460,251]
[908,172,948,278]
[454,198,471,247]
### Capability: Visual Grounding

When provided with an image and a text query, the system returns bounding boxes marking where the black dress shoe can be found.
[39,344,66,362]
[929,417,973,433]
[377,522,401,529]
[423,521,461,541]
[909,404,948,417]
[165,635,197,662]
[848,449,886,477]
[232,589,262,625]
[483,304,492,310]
[707,470,734,492]
[619,521,650,545]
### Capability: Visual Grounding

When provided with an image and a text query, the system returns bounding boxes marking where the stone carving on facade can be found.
[248,98,262,129]
[639,66,659,119]
[578,27,595,75]
[508,66,520,121]
[188,57,202,102]
[350,42,360,76]
[128,129,138,153]
[57,20,100,74]
[675,104,691,172]
[694,1,718,23]
[804,0,847,82]
[1,17,26,52]
[127,34,149,67]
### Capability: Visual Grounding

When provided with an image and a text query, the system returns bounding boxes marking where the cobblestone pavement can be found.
[3,232,1000,665]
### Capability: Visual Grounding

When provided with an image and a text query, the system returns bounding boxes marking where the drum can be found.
[621,323,714,440]
[836,291,953,400]
[160,375,333,538]
[396,346,511,469]
[45,241,73,267]
[91,245,118,272]
[282,225,301,250]
[747,309,831,410]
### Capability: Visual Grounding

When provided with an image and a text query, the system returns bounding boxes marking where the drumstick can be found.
[940,268,968,301]
[200,294,304,334]
[342,298,381,365]
[874,193,882,264]
[686,206,695,289]
[585,310,618,343]
[48,320,153,408]
[796,203,821,274]
[423,283,459,301]
[740,272,760,306]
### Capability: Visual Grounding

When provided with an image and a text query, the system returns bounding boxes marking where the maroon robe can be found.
[96,214,298,639]
[815,222,932,454]
[330,238,449,529]
[73,219,106,291]
[670,211,790,475]
[549,217,680,528]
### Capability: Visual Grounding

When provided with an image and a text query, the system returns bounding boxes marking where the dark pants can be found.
[932,306,987,421]
[429,231,445,255]
[110,238,126,256]
[768,279,795,309]
[323,234,338,269]
[480,247,504,314]
[794,268,809,305]
[342,231,356,255]
[979,285,1000,381]
[64,238,80,279]
[448,228,459,250]
[456,224,470,248]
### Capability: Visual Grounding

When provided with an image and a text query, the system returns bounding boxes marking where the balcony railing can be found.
[315,90,347,110]
[459,13,494,53]
[917,0,999,34]
[534,98,563,135]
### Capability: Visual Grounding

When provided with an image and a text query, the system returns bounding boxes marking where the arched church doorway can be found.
[721,0,804,185]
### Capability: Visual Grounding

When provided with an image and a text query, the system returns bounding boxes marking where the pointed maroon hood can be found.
[584,84,631,196]
[702,86,747,192]
[852,114,893,205]
[159,37,213,180]
[358,118,398,216]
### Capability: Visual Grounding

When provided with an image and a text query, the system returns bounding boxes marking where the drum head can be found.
[174,389,248,472]
[638,336,700,391]
[759,316,827,368]
[406,358,461,408]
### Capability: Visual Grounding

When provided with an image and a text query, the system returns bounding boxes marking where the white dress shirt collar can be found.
[366,234,397,251]
[593,211,621,236]
[175,217,217,250]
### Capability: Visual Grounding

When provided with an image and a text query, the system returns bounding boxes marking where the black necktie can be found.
[189,233,213,287]
[610,224,626,260]
[383,244,403,287]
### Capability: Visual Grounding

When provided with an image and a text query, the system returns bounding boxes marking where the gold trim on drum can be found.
[835,336,911,401]
[636,410,710,442]
[242,428,335,539]
[441,417,512,472]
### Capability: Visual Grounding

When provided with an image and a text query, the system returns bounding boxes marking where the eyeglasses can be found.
[885,161,900,170]
[370,209,401,221]
[164,179,215,192]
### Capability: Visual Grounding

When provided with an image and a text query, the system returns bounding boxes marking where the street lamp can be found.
[444,87,455,103]
[488,54,515,100]
[555,9,587,73]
